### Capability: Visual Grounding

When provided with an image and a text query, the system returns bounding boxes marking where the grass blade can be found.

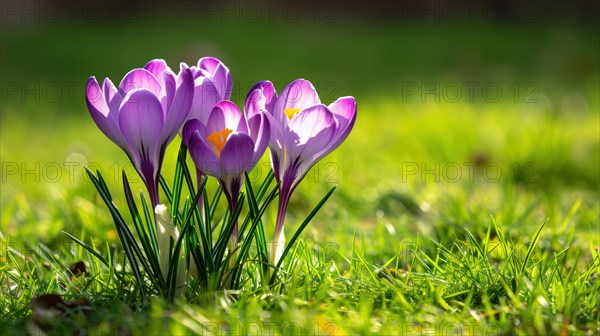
[520,219,548,276]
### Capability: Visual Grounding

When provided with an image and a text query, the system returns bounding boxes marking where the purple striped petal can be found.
[246,81,282,153]
[188,130,221,178]
[86,77,126,149]
[285,105,337,164]
[245,80,276,119]
[182,118,203,145]
[144,59,168,79]
[220,132,255,180]
[199,57,232,100]
[144,59,176,116]
[206,101,248,134]
[118,89,164,170]
[161,66,194,144]
[87,77,109,116]
[142,60,177,115]
[197,57,220,74]
[274,79,320,125]
[285,104,335,148]
[161,72,176,116]
[315,96,357,160]
[189,77,220,124]
[270,149,283,183]
[248,113,270,163]
[102,77,120,111]
[118,68,162,98]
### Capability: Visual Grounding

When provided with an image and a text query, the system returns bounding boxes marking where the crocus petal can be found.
[102,77,120,111]
[161,72,176,115]
[270,149,283,183]
[274,79,320,125]
[118,68,162,98]
[219,132,255,180]
[144,59,176,116]
[206,101,248,134]
[245,80,276,119]
[211,63,232,100]
[86,76,109,116]
[247,113,270,163]
[182,118,203,145]
[298,124,337,163]
[315,96,357,160]
[286,104,336,142]
[188,130,221,178]
[284,104,336,160]
[161,66,194,145]
[118,89,164,174]
[199,57,232,100]
[246,81,281,151]
[283,105,337,183]
[188,77,221,124]
[144,59,168,79]
[197,57,220,74]
[86,77,126,149]
[328,96,356,134]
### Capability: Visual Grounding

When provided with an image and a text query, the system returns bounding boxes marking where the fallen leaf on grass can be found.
[30,294,91,333]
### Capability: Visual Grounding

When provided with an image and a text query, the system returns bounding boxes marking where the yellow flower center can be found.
[284,107,301,120]
[206,128,232,157]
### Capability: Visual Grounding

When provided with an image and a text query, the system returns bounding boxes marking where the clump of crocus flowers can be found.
[82,57,356,300]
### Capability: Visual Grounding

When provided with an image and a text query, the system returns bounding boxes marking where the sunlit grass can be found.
[1,15,599,333]
[2,87,599,334]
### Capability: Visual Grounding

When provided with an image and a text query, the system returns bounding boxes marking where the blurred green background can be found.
[1,2,599,333]
[1,1,598,247]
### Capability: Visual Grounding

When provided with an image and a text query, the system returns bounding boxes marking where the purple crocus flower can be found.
[86,59,194,206]
[185,56,232,124]
[183,100,269,243]
[183,57,233,210]
[246,79,357,264]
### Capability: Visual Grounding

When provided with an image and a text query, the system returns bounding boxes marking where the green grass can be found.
[1,19,599,335]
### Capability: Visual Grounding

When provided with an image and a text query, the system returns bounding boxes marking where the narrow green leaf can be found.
[123,171,163,283]
[140,192,159,255]
[256,170,275,201]
[96,168,112,201]
[171,145,186,219]
[234,178,279,288]
[63,231,109,267]
[270,186,336,285]
[85,167,147,297]
[520,219,548,276]
[166,187,204,295]
[213,194,246,268]
[159,175,174,205]
[208,187,223,233]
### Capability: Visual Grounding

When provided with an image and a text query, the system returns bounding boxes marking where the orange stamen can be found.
[206,128,233,157]
[284,107,301,120]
